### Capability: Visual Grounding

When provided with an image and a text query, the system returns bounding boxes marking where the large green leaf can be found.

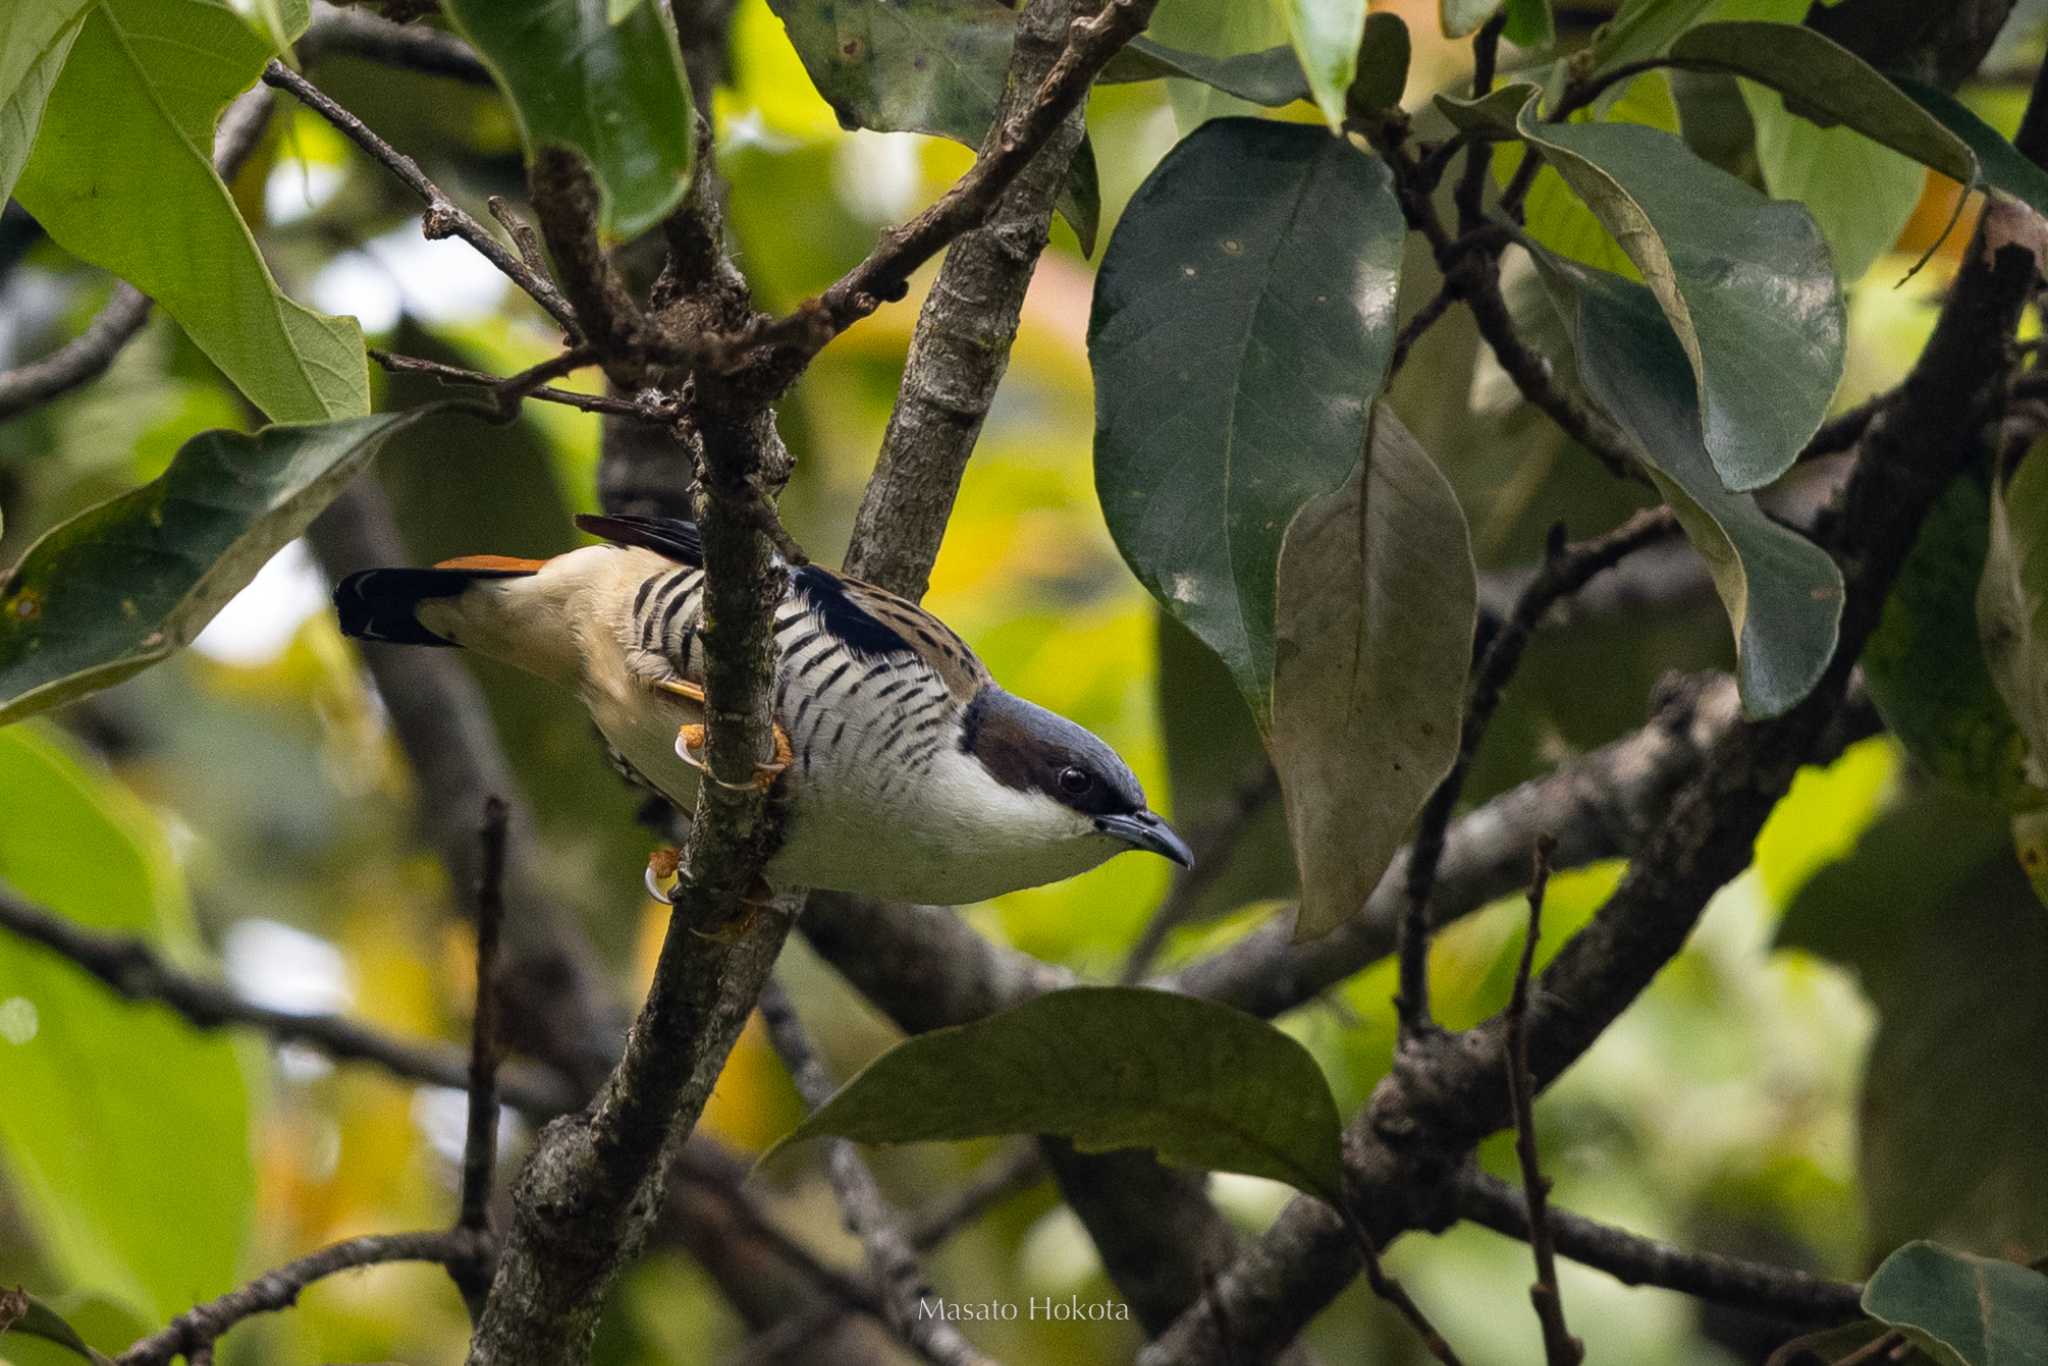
[1979,446,2048,792]
[0,0,91,206]
[1863,1243,2048,1366]
[1538,253,1841,717]
[1893,79,2048,222]
[773,987,1347,1199]
[762,0,1097,250]
[1591,0,1716,71]
[1091,117,1403,727]
[1146,0,1295,132]
[442,0,694,240]
[1865,473,2037,807]
[1278,0,1366,129]
[1779,794,2048,1257]
[1667,22,1976,184]
[0,726,253,1322]
[1506,85,1845,491]
[13,0,367,425]
[1099,38,1312,107]
[1270,407,1474,941]
[0,413,421,725]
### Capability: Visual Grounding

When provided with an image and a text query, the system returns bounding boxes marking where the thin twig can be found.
[1387,283,1458,384]
[757,978,996,1366]
[488,195,551,278]
[1396,508,1675,1034]
[1505,835,1581,1365]
[118,1229,483,1365]
[1333,1206,1464,1366]
[368,347,664,422]
[1454,13,1509,232]
[452,797,511,1316]
[698,0,1161,387]
[0,883,577,1114]
[260,61,579,334]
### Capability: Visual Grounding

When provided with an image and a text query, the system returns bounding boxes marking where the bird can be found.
[332,512,1192,911]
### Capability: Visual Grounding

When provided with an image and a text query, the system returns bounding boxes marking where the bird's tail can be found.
[333,557,542,648]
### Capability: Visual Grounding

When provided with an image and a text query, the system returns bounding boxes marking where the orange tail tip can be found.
[433,554,547,573]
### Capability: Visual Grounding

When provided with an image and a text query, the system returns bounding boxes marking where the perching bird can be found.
[333,513,1191,906]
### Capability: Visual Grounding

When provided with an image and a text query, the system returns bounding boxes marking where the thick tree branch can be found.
[840,0,1088,599]
[0,882,575,1114]
[119,1230,484,1366]
[758,978,996,1366]
[0,88,274,422]
[262,62,579,335]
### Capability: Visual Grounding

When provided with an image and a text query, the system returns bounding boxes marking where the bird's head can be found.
[958,688,1194,870]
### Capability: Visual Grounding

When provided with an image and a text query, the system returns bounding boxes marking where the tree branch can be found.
[0,882,575,1114]
[452,797,511,1316]
[758,978,996,1366]
[840,0,1088,599]
[119,1229,484,1366]
[299,2,493,83]
[261,61,579,335]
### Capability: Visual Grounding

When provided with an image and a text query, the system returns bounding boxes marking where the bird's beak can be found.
[1095,810,1195,869]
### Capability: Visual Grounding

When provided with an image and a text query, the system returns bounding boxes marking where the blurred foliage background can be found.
[2,0,2047,1362]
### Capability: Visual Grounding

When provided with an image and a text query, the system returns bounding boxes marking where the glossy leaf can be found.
[0,413,421,725]
[0,0,91,206]
[14,0,367,424]
[1863,1243,2048,1366]
[1510,86,1846,491]
[1146,0,1294,132]
[1439,0,1501,39]
[1894,78,2048,221]
[0,726,253,1321]
[443,0,696,239]
[0,1294,115,1365]
[1865,474,2037,807]
[1100,38,1312,107]
[774,987,1346,1199]
[1668,23,1976,184]
[1779,794,2048,1256]
[1270,407,1473,941]
[1591,0,1715,71]
[1279,0,1366,129]
[1539,254,1842,718]
[1979,447,2048,790]
[1092,117,1403,727]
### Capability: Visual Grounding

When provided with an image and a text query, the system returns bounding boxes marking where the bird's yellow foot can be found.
[673,721,793,792]
[689,875,780,943]
[643,846,683,905]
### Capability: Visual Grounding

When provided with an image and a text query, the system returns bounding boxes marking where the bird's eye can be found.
[1057,765,1092,796]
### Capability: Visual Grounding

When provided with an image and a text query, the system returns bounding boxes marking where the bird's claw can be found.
[644,846,682,905]
[674,721,793,793]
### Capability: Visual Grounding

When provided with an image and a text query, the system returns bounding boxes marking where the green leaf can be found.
[1091,118,1403,728]
[1591,0,1716,71]
[0,0,92,207]
[1347,12,1410,115]
[761,0,1095,248]
[1503,0,1553,49]
[1270,407,1474,941]
[773,987,1347,1200]
[1507,85,1847,491]
[1738,80,1927,283]
[1146,0,1295,132]
[1864,472,2037,807]
[1863,1243,2048,1366]
[0,413,422,725]
[1893,78,2048,221]
[0,726,253,1321]
[1278,0,1366,128]
[14,0,367,424]
[1100,38,1313,107]
[442,0,695,239]
[0,1293,116,1365]
[1537,253,1842,718]
[1440,0,1502,39]
[1779,794,2048,1256]
[1979,446,2048,792]
[1667,23,1976,185]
